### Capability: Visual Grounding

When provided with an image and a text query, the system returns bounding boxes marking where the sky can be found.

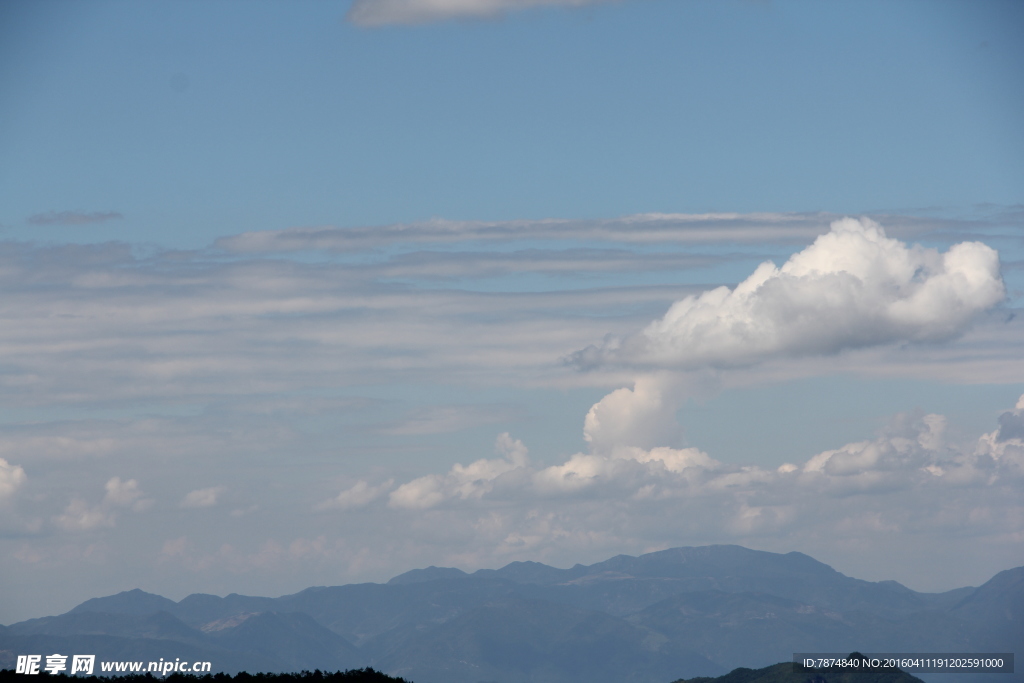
[0,0,1023,624]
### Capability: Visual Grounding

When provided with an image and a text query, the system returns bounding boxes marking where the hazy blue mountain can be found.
[7,610,205,644]
[67,588,179,616]
[896,585,975,611]
[205,611,368,672]
[0,607,363,674]
[629,590,860,669]
[949,566,1023,622]
[471,559,587,585]
[369,596,723,683]
[397,546,944,618]
[172,592,280,627]
[0,632,275,674]
[4,545,1020,683]
[626,590,978,670]
[387,567,470,585]
[271,579,525,647]
[474,546,937,618]
[947,566,1024,653]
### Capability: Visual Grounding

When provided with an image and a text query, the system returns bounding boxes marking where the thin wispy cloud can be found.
[0,217,1013,418]
[373,248,726,281]
[346,0,620,26]
[215,211,1015,258]
[27,210,124,226]
[381,404,520,435]
[215,213,842,254]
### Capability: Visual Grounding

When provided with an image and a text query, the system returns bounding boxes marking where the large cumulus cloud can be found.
[574,218,1005,370]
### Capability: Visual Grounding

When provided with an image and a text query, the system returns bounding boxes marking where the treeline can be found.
[0,669,408,683]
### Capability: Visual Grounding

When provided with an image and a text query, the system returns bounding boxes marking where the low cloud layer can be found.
[574,218,1005,370]
[346,0,616,26]
[325,395,1024,587]
[374,397,1024,513]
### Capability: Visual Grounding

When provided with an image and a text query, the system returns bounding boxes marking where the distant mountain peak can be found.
[67,588,178,616]
[387,566,469,585]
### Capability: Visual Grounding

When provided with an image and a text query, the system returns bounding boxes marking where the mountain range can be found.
[1,545,1020,683]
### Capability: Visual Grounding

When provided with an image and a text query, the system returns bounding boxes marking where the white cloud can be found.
[583,375,685,452]
[317,480,393,511]
[180,485,227,509]
[978,398,1024,464]
[389,474,447,510]
[55,477,151,531]
[625,445,717,474]
[118,393,1024,596]
[389,433,530,509]
[103,477,147,508]
[373,395,1024,585]
[575,218,1006,370]
[54,498,116,532]
[346,0,616,26]
[0,458,27,501]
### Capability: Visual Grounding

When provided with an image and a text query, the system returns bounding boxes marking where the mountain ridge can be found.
[2,544,1020,683]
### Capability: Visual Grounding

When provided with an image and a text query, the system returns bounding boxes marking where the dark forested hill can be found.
[676,661,925,683]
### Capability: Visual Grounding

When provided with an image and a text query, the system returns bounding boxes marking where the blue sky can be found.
[2,0,1023,247]
[0,0,1023,624]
